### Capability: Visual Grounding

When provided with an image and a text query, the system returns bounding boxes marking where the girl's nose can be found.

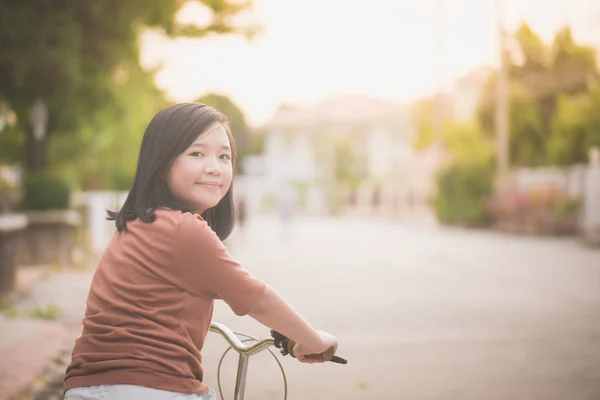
[204,158,222,175]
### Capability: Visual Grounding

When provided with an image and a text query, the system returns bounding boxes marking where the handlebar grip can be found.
[287,339,347,364]
[330,355,348,364]
[271,330,347,364]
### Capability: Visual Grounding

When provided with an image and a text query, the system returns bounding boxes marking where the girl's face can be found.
[167,122,233,214]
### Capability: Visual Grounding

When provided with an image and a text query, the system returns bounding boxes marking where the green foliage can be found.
[410,94,493,167]
[0,126,23,165]
[548,88,600,165]
[50,60,167,190]
[0,0,259,173]
[246,127,266,155]
[477,23,599,167]
[486,187,582,235]
[28,304,61,321]
[443,120,493,164]
[552,196,582,217]
[433,161,495,226]
[0,296,17,318]
[513,23,547,70]
[21,171,71,210]
[0,101,22,164]
[0,299,61,320]
[410,95,454,150]
[0,176,21,214]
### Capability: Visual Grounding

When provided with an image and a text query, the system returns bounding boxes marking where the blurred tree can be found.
[426,117,495,227]
[410,95,454,150]
[0,0,260,173]
[0,98,22,165]
[478,74,546,166]
[410,97,436,150]
[432,161,495,226]
[548,87,600,165]
[476,23,598,166]
[246,126,266,156]
[443,120,493,164]
[550,27,599,95]
[50,60,168,190]
[410,92,492,166]
[194,93,250,173]
[513,23,547,71]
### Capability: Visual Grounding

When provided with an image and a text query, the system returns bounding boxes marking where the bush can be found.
[552,196,582,217]
[0,178,21,214]
[21,171,71,210]
[106,166,134,191]
[433,161,495,226]
[486,185,582,235]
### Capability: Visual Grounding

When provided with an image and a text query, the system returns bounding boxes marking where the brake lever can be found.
[270,330,348,364]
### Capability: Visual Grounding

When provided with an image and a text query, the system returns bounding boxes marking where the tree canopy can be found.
[0,0,259,176]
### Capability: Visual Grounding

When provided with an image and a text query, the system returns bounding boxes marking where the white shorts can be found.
[64,384,217,400]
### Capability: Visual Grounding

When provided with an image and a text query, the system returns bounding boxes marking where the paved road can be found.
[9,215,598,400]
[203,215,600,400]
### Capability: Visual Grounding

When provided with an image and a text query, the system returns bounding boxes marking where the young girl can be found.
[63,103,339,400]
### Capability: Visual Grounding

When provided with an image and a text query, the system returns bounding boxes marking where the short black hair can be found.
[107,102,237,240]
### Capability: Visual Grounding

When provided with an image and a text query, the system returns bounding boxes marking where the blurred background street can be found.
[205,216,600,400]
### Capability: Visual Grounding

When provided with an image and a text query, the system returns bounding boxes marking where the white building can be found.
[252,94,429,216]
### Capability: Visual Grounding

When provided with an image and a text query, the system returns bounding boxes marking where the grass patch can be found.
[28,304,61,320]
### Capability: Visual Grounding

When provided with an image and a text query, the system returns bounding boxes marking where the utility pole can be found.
[495,0,510,176]
[432,0,448,165]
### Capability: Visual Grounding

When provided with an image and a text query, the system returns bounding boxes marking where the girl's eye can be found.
[220,154,231,160]
[190,152,204,157]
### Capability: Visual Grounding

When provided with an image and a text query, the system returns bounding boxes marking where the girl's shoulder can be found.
[153,208,208,234]
[153,207,203,221]
[124,208,204,235]
[151,209,222,254]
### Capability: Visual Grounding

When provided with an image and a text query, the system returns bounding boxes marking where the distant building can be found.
[247,94,433,217]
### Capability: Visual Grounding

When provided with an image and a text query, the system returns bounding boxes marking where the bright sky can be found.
[140,0,599,126]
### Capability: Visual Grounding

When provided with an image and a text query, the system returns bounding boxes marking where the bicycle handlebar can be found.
[209,322,347,364]
[209,322,275,356]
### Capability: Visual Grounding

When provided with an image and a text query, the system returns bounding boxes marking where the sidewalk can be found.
[0,266,94,400]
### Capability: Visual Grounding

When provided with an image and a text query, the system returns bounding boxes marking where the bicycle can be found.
[209,321,347,400]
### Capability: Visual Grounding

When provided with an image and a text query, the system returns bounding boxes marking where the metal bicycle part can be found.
[216,334,288,400]
[271,329,348,364]
[209,322,287,400]
[209,322,347,399]
[210,321,275,356]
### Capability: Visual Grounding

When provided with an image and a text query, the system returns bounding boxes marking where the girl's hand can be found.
[292,330,338,364]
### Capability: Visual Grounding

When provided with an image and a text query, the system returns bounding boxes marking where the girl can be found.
[63,103,338,400]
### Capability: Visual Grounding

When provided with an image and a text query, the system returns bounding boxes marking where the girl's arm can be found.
[248,284,338,357]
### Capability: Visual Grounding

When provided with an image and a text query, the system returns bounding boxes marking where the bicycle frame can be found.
[209,321,276,400]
